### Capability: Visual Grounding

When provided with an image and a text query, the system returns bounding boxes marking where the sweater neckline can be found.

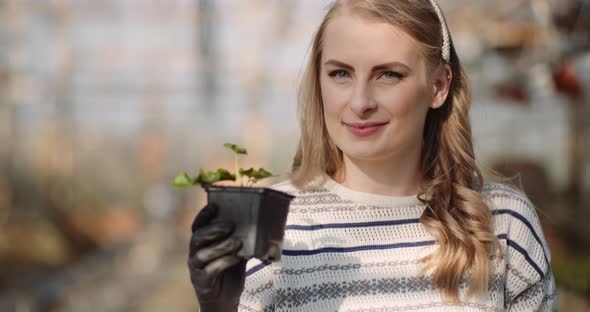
[322,175,425,208]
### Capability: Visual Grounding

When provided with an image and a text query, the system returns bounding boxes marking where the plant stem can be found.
[234,154,241,186]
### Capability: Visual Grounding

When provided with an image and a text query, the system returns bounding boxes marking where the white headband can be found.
[428,0,451,63]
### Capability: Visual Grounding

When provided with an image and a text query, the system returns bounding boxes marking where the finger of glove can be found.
[189,221,234,256]
[191,204,218,233]
[189,237,241,270]
[189,255,242,293]
[190,256,245,302]
[203,254,243,278]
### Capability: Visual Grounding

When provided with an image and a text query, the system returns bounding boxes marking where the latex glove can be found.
[188,204,247,312]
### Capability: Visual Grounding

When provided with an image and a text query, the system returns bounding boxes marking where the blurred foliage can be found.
[553,254,590,297]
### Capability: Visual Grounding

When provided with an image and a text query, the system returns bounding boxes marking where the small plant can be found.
[174,143,293,262]
[173,143,273,188]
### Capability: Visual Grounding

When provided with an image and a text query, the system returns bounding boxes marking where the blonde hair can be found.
[289,0,502,302]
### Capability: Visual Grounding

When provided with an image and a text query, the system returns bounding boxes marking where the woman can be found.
[188,0,557,311]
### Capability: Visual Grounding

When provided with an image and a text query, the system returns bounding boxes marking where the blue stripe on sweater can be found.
[493,209,550,268]
[282,240,436,256]
[285,218,421,231]
[245,261,271,277]
[498,234,545,279]
[244,241,435,277]
[285,209,549,267]
[246,234,546,280]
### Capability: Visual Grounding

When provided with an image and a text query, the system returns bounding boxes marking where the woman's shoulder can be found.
[479,180,551,251]
[481,181,555,303]
[267,176,329,197]
[480,179,528,200]
[481,180,553,267]
[267,179,300,196]
[480,180,539,219]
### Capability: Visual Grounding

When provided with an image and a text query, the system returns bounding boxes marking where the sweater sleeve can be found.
[507,270,557,311]
[238,258,275,312]
[498,192,558,311]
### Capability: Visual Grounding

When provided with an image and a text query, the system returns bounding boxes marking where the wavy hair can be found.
[289,0,503,302]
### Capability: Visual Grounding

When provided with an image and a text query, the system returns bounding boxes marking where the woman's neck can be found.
[335,150,423,197]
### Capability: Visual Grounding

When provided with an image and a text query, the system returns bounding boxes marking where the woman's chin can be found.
[341,149,388,162]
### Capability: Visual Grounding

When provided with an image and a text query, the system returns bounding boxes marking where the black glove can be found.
[188,204,247,312]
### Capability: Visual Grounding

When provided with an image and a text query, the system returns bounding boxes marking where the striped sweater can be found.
[238,177,557,311]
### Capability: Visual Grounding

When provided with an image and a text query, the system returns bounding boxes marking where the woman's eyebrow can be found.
[324,59,411,72]
[324,59,354,71]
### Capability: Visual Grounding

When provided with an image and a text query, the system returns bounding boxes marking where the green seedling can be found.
[173,143,273,188]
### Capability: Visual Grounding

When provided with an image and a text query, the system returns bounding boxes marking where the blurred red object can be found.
[552,59,582,100]
[494,80,530,104]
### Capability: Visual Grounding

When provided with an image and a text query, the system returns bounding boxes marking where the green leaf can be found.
[239,168,256,177]
[194,168,236,186]
[223,143,248,155]
[239,167,272,180]
[216,168,236,181]
[173,172,196,188]
[255,168,272,179]
[195,169,217,185]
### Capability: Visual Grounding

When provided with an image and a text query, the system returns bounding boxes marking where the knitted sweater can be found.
[238,177,557,311]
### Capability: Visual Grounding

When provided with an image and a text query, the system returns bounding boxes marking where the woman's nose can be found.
[349,81,376,116]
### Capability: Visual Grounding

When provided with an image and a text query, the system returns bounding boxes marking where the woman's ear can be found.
[430,64,452,109]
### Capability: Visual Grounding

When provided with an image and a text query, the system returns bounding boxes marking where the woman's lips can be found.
[345,123,388,137]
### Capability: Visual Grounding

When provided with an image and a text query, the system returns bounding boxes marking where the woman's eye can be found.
[328,70,350,80]
[380,71,404,80]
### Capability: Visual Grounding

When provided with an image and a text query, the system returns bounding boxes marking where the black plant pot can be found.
[204,186,294,262]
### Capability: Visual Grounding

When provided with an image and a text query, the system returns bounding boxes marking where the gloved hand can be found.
[188,204,247,312]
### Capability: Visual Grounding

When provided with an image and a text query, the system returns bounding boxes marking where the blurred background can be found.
[0,0,588,311]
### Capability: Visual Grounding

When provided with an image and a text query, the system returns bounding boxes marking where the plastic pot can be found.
[204,186,294,262]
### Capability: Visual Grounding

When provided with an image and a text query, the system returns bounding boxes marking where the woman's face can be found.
[320,13,438,163]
